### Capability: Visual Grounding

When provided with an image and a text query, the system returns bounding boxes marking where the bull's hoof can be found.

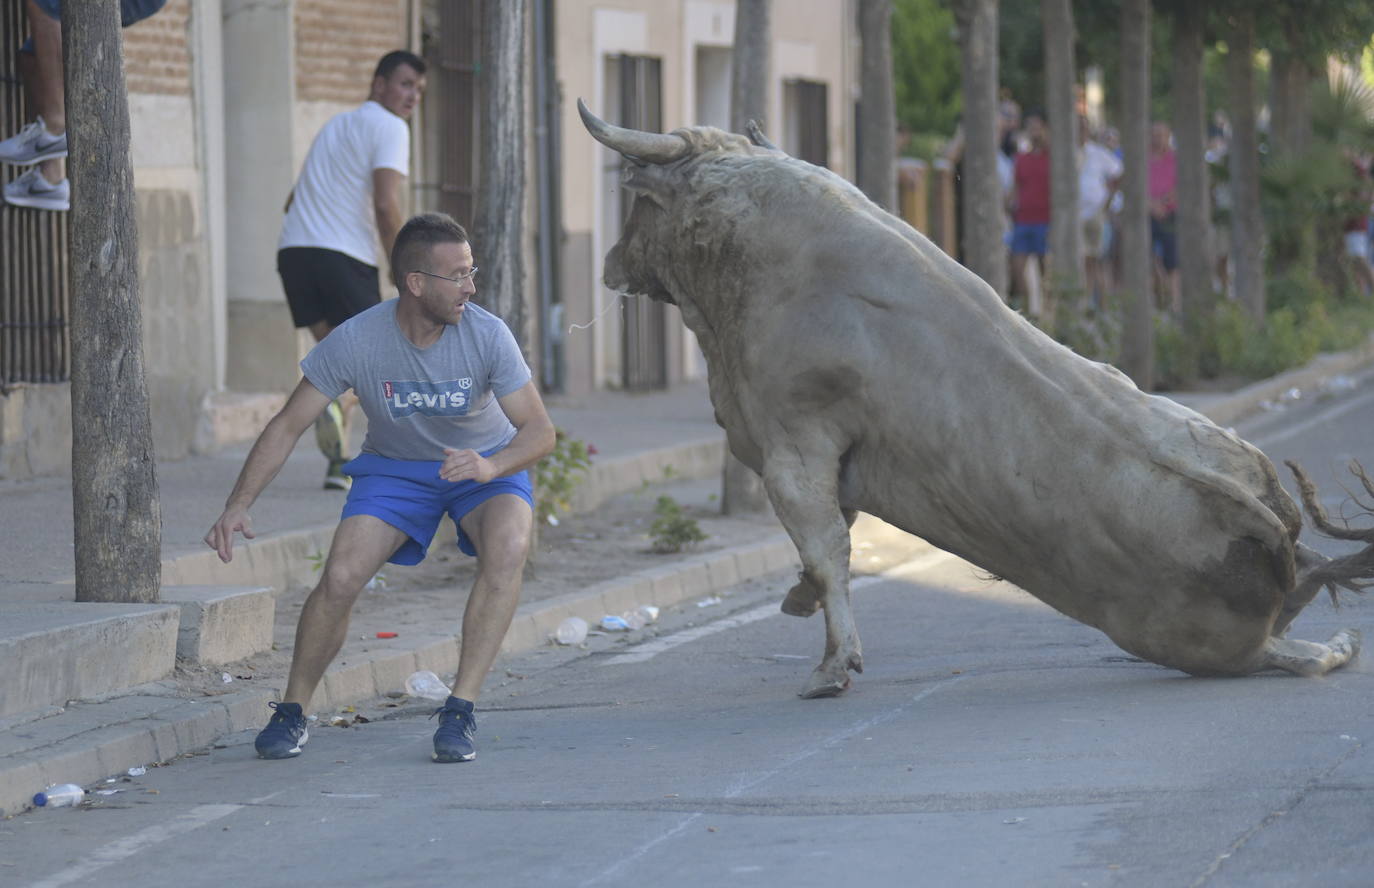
[780,582,821,617]
[799,670,852,699]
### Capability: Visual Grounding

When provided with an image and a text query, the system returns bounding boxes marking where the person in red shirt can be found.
[1342,150,1374,299]
[1007,111,1051,319]
[1148,121,1180,313]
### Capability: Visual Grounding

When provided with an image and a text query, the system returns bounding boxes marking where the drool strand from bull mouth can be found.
[567,291,637,334]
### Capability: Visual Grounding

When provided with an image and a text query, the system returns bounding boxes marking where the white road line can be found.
[28,804,244,888]
[602,549,958,667]
[1249,388,1374,449]
[600,603,779,665]
[580,678,963,887]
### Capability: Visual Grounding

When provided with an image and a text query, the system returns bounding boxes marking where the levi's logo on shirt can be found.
[383,378,473,417]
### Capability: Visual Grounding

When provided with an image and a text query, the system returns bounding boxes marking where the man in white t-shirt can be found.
[1077,116,1123,307]
[277,50,427,491]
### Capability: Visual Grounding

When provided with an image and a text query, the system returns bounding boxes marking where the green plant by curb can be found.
[534,428,593,526]
[649,495,707,553]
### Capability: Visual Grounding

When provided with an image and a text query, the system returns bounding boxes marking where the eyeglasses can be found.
[412,267,478,285]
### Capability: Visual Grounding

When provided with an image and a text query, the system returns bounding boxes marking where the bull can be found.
[578,99,1374,699]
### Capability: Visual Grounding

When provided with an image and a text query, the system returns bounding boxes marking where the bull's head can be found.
[578,99,778,311]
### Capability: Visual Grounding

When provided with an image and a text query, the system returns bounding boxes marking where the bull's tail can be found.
[1285,460,1374,607]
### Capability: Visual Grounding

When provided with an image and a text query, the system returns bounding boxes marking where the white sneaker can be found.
[0,117,68,165]
[3,168,70,211]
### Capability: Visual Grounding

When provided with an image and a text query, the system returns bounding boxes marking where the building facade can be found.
[0,0,857,481]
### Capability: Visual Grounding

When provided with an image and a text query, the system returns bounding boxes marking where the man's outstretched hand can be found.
[204,507,256,563]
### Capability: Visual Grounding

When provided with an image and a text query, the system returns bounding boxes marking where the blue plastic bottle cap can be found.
[33,792,49,806]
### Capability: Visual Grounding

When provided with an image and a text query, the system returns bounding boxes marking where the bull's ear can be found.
[621,162,675,207]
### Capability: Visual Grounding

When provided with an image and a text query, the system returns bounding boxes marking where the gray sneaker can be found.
[0,118,68,165]
[3,168,69,211]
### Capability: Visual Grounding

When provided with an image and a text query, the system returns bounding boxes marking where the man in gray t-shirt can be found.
[205,213,556,766]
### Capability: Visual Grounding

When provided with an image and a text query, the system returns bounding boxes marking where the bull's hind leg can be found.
[1261,629,1362,676]
[761,442,860,698]
[781,508,858,617]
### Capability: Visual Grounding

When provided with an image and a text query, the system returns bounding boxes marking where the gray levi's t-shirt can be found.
[300,299,531,462]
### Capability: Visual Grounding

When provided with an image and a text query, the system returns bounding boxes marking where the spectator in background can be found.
[1008,110,1051,320]
[1077,117,1122,309]
[0,0,168,211]
[1148,121,1180,313]
[1342,150,1374,299]
[277,50,427,491]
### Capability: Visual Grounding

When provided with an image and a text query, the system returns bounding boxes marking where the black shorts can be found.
[277,247,381,330]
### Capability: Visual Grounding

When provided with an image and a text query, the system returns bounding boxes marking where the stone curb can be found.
[1187,333,1374,428]
[0,530,796,818]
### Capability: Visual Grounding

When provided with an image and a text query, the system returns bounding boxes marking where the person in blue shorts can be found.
[205,213,556,764]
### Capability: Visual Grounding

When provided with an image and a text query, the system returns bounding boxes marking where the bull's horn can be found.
[746,119,779,151]
[578,98,689,164]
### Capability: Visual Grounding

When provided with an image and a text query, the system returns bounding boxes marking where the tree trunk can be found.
[475,0,528,349]
[1117,0,1153,389]
[1042,0,1083,313]
[857,0,896,211]
[723,0,770,515]
[66,0,161,603]
[1267,49,1316,278]
[1226,10,1266,323]
[954,0,1006,297]
[1172,1,1213,335]
[1269,51,1314,160]
[729,0,770,132]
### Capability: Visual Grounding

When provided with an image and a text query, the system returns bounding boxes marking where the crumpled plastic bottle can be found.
[404,670,451,701]
[623,604,660,629]
[600,614,631,632]
[33,783,84,808]
[555,616,589,645]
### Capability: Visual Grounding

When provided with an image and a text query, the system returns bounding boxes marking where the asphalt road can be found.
[6,372,1374,888]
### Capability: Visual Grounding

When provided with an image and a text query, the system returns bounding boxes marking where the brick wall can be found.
[296,0,406,103]
[123,0,190,97]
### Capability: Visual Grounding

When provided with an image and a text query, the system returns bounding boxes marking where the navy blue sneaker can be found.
[255,701,309,759]
[431,696,477,763]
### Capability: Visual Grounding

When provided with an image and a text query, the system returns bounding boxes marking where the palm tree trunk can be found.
[729,0,770,132]
[1172,1,1213,333]
[476,0,528,345]
[858,0,896,211]
[723,0,771,515]
[1117,0,1153,389]
[1226,10,1266,323]
[954,0,1006,297]
[1042,0,1083,317]
[66,0,161,602]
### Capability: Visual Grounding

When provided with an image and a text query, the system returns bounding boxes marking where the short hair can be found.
[392,213,469,290]
[374,50,427,81]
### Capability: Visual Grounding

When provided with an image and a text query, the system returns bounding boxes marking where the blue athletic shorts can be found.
[340,452,534,566]
[1010,223,1049,256]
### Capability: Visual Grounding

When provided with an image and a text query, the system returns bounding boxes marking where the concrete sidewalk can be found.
[3,337,1373,817]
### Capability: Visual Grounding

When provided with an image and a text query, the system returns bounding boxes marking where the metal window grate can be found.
[617,53,666,392]
[424,0,481,229]
[0,1,69,388]
[785,78,829,169]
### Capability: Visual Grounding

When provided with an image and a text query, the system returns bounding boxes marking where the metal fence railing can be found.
[1,1,70,388]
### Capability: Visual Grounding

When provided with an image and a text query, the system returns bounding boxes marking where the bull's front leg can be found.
[761,444,862,698]
[781,508,858,617]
